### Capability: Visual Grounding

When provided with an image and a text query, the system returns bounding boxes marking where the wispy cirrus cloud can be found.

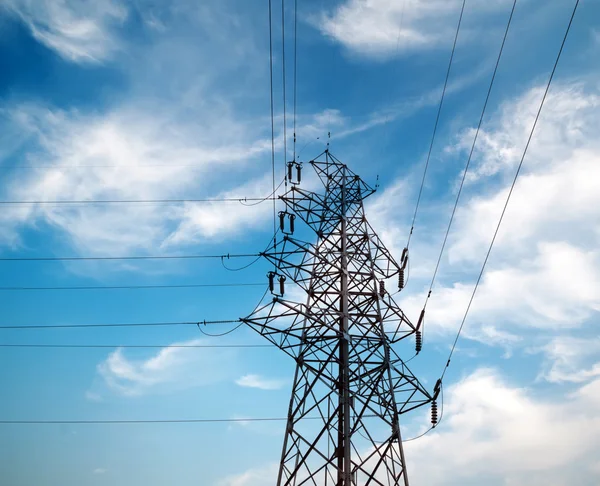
[0,101,391,257]
[2,0,127,62]
[535,336,600,384]
[94,338,237,396]
[235,374,286,391]
[379,80,600,350]
[316,0,515,58]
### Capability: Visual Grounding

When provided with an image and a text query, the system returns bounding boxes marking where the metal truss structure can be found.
[243,151,437,485]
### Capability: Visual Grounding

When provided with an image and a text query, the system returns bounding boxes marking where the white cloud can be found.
[404,368,600,485]
[0,102,277,255]
[220,368,600,484]
[92,468,107,475]
[84,390,102,402]
[0,98,401,260]
[536,336,600,384]
[451,82,600,184]
[384,80,600,349]
[95,338,236,396]
[235,374,286,391]
[400,241,600,341]
[2,0,127,62]
[317,0,513,58]
[217,463,279,486]
[164,172,275,246]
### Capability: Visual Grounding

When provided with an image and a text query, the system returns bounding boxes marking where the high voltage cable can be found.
[0,164,263,170]
[0,344,272,349]
[0,253,261,262]
[0,197,275,206]
[268,0,277,256]
[239,177,285,206]
[0,417,294,425]
[423,0,517,313]
[0,414,382,426]
[0,283,262,291]
[292,0,298,162]
[406,0,466,249]
[378,0,407,159]
[0,320,240,329]
[0,320,406,334]
[440,0,580,381]
[281,0,288,185]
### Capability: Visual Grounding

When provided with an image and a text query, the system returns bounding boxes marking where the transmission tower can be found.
[243,151,438,485]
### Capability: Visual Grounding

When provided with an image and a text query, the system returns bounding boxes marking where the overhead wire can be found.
[197,287,269,336]
[220,254,263,272]
[0,343,273,349]
[376,0,407,165]
[325,0,336,138]
[0,164,266,170]
[0,253,261,262]
[220,229,278,272]
[239,177,285,206]
[268,0,277,257]
[0,283,263,291]
[419,0,518,342]
[0,197,275,206]
[440,0,580,382]
[281,0,288,187]
[405,0,466,249]
[0,414,384,426]
[0,320,240,330]
[292,0,298,162]
[0,417,302,425]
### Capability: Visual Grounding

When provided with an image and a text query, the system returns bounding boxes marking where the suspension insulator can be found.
[279,211,286,232]
[296,163,302,183]
[398,268,405,290]
[379,280,385,297]
[431,400,438,425]
[278,275,286,296]
[417,309,425,331]
[287,162,294,182]
[415,330,422,353]
[267,271,275,293]
[289,214,295,234]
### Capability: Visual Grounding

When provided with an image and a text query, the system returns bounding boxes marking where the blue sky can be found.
[1,0,599,484]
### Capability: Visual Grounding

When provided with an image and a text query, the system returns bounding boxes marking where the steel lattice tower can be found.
[243,151,436,485]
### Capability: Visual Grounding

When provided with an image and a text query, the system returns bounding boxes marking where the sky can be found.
[0,0,599,485]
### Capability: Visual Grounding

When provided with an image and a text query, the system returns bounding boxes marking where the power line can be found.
[0,414,381,425]
[440,0,580,381]
[0,343,272,349]
[0,197,275,206]
[239,177,285,206]
[268,0,277,257]
[0,417,291,425]
[292,0,298,162]
[0,320,408,334]
[0,164,264,170]
[0,253,261,262]
[424,0,517,311]
[406,0,466,249]
[0,283,263,291]
[0,320,240,330]
[281,0,288,184]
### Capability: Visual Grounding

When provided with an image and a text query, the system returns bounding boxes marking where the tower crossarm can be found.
[243,152,435,485]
